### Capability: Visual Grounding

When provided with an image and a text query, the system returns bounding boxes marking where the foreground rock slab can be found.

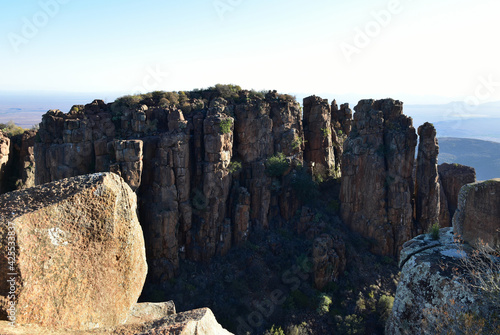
[0,304,233,335]
[386,227,495,334]
[0,173,147,330]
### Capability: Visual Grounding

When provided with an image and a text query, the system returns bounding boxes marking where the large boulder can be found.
[386,228,481,334]
[453,179,500,248]
[0,173,147,330]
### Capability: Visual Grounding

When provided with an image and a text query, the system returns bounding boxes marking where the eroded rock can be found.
[387,228,478,334]
[340,99,417,256]
[438,163,476,220]
[415,122,440,233]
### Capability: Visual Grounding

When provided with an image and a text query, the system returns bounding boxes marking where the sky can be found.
[1,0,500,105]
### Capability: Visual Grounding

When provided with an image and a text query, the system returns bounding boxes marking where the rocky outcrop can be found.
[33,90,311,282]
[0,305,233,335]
[0,130,9,193]
[415,122,440,233]
[453,179,500,248]
[386,228,480,334]
[312,234,346,290]
[0,173,147,330]
[438,163,476,220]
[303,96,335,178]
[340,99,417,256]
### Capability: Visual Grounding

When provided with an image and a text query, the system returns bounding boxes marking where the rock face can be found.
[386,228,480,334]
[340,99,417,256]
[453,179,500,248]
[438,163,476,220]
[303,96,335,178]
[0,130,9,193]
[33,91,314,282]
[0,173,147,330]
[415,122,440,233]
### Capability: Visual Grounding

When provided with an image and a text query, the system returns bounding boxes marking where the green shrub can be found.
[317,293,333,316]
[292,137,306,150]
[228,161,242,173]
[321,127,331,138]
[264,325,285,335]
[0,120,25,137]
[377,295,395,322]
[219,118,233,134]
[265,153,289,177]
[428,222,440,240]
[215,84,241,100]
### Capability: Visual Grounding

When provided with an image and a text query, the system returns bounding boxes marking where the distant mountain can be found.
[438,137,500,181]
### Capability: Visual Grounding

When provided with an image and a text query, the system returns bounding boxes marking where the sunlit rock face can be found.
[0,173,147,330]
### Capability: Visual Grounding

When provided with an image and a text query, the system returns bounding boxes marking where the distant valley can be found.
[438,137,500,181]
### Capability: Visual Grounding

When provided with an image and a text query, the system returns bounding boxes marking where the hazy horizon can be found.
[2,1,500,103]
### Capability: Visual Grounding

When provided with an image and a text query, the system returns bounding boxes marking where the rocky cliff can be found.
[340,99,418,256]
[18,88,470,280]
[33,89,338,282]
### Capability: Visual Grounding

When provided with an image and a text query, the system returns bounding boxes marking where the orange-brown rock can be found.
[0,173,147,330]
[415,122,440,233]
[341,99,417,256]
[438,163,476,220]
[0,130,9,193]
[453,179,500,248]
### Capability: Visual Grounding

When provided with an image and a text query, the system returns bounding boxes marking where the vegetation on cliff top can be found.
[110,84,298,115]
[0,120,26,137]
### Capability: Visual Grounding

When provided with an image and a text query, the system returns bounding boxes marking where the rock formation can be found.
[340,99,417,256]
[33,90,310,282]
[0,173,147,330]
[0,130,9,193]
[386,228,480,334]
[303,96,335,178]
[438,163,476,220]
[453,179,500,248]
[415,122,440,233]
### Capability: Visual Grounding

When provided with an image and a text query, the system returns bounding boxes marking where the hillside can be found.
[438,137,500,181]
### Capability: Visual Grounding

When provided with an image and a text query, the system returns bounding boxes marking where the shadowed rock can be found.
[341,99,417,256]
[415,122,440,233]
[453,179,500,248]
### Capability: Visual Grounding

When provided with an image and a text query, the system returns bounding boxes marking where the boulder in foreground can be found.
[0,173,148,330]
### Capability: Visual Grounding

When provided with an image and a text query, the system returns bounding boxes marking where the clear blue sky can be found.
[1,0,499,104]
